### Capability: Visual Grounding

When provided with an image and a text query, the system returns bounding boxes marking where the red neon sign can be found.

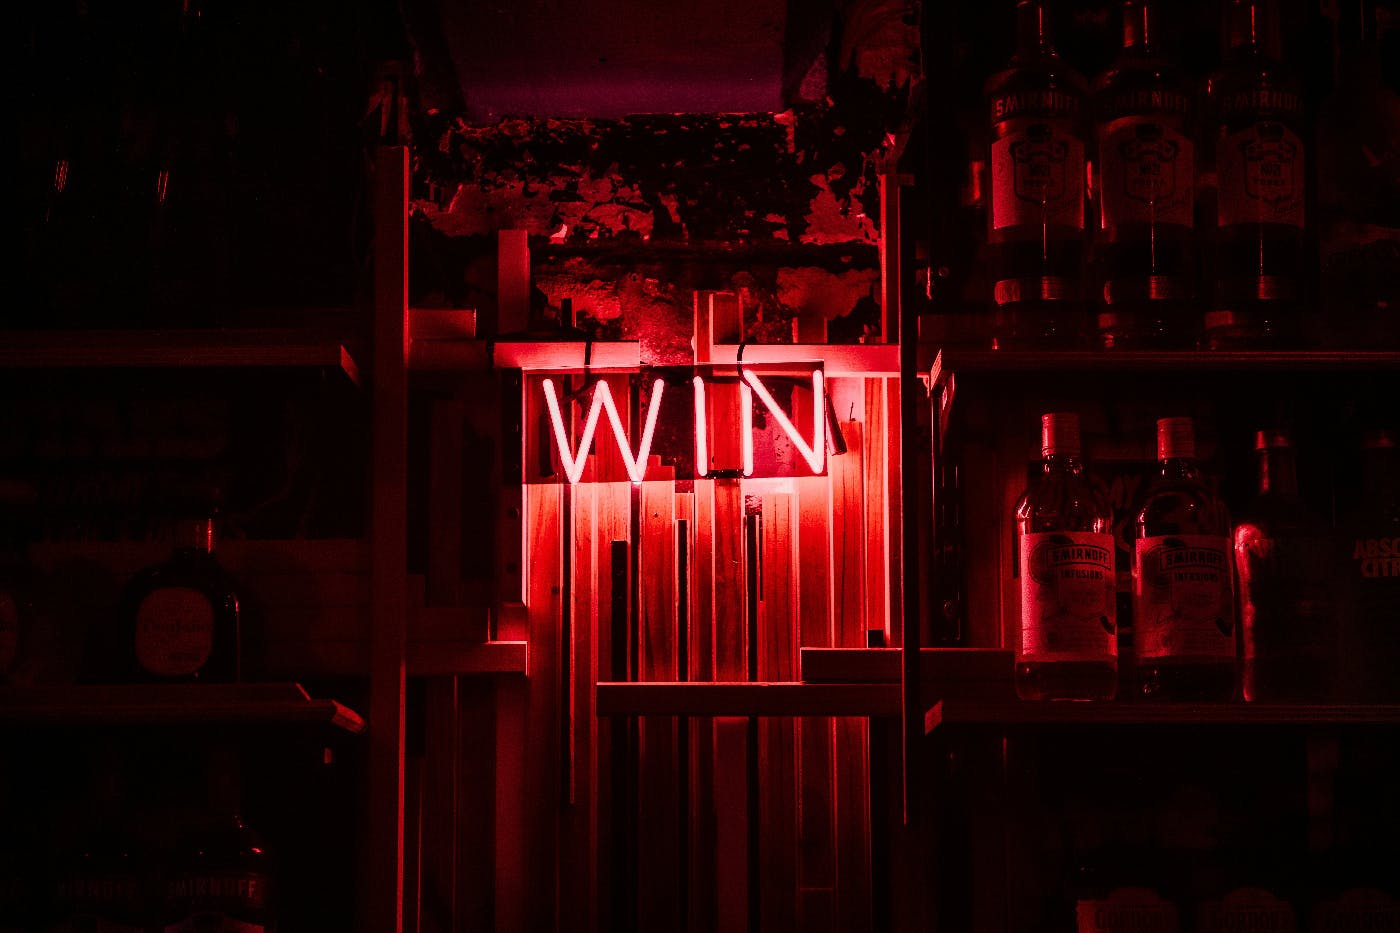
[531,367,827,484]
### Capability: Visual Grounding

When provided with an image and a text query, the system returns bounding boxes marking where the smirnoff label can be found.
[1100,118,1194,230]
[1218,123,1305,229]
[1078,887,1179,933]
[135,587,215,677]
[992,123,1086,231]
[1311,887,1400,933]
[1134,535,1235,660]
[164,871,270,933]
[1019,532,1117,661]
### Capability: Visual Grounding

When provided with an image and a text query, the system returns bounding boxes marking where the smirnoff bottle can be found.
[1015,412,1117,701]
[1339,428,1400,702]
[1233,430,1339,702]
[1132,418,1237,700]
[1092,0,1198,349]
[1203,0,1308,348]
[985,0,1090,347]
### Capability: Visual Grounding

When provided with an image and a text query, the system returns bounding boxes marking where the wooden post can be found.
[368,144,410,933]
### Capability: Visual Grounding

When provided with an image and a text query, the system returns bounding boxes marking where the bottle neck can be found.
[1043,453,1084,475]
[1016,0,1057,59]
[1225,0,1281,60]
[1122,0,1157,52]
[1159,456,1202,481]
[1361,446,1399,503]
[1256,446,1299,496]
[172,517,216,554]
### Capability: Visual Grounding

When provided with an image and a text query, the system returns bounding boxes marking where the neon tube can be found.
[741,369,826,475]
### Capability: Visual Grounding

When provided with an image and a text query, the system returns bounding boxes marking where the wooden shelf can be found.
[0,682,365,734]
[801,647,1011,686]
[0,329,362,385]
[923,698,1400,734]
[596,682,901,717]
[928,347,1400,387]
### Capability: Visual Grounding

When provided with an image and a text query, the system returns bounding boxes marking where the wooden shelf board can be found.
[929,348,1400,387]
[409,339,642,372]
[0,682,365,734]
[924,698,1400,733]
[708,343,900,376]
[0,329,362,385]
[596,682,901,717]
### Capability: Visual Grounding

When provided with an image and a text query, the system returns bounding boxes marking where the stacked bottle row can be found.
[1014,411,1400,702]
[0,744,275,933]
[973,0,1396,350]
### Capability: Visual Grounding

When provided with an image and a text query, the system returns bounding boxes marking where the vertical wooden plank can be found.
[688,481,717,933]
[497,229,530,334]
[796,473,837,933]
[524,482,563,933]
[830,421,873,933]
[458,680,496,932]
[368,143,409,933]
[863,380,889,645]
[637,477,681,932]
[885,378,904,649]
[713,477,748,933]
[759,495,799,933]
[594,483,631,933]
[427,399,465,608]
[560,481,598,933]
[419,678,460,933]
[494,677,527,933]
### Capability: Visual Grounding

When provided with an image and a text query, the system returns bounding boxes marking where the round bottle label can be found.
[991,123,1086,232]
[1311,887,1400,933]
[135,587,215,677]
[1100,118,1194,230]
[1217,122,1305,229]
[1020,532,1117,662]
[1204,887,1296,933]
[1134,535,1235,661]
[1078,886,1179,933]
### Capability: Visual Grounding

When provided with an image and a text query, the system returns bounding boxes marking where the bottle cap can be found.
[1157,417,1196,460]
[1041,412,1081,457]
[1254,429,1292,450]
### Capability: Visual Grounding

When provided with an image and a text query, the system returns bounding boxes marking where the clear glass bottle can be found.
[161,744,276,933]
[1092,0,1198,349]
[984,0,1090,348]
[1132,417,1238,700]
[1015,412,1118,700]
[1203,0,1308,349]
[1233,430,1339,702]
[1338,428,1400,702]
[116,496,242,683]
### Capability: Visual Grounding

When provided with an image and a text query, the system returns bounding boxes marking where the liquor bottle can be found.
[1203,0,1308,349]
[984,0,1090,347]
[1074,804,1180,933]
[47,745,150,933]
[1338,428,1400,702]
[1233,430,1340,702]
[161,745,276,932]
[1015,412,1118,700]
[1132,417,1237,700]
[116,494,242,683]
[1092,0,1198,349]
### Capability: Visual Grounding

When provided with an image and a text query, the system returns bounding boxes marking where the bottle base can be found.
[1135,659,1238,701]
[1016,660,1118,701]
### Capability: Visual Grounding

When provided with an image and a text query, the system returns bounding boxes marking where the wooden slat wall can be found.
[459,366,895,933]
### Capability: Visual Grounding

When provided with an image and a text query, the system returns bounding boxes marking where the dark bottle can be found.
[1203,0,1309,349]
[1233,430,1340,702]
[116,499,242,683]
[1092,0,1198,349]
[1338,428,1400,702]
[1196,848,1300,933]
[984,0,1090,347]
[161,745,276,932]
[1015,412,1118,701]
[1133,417,1238,700]
[1074,804,1181,932]
[47,745,150,933]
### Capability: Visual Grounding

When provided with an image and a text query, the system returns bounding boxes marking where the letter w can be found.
[542,378,665,484]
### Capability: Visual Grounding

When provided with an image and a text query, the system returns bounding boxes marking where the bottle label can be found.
[1100,118,1194,229]
[135,587,215,677]
[1134,535,1235,661]
[0,591,18,673]
[1203,887,1296,933]
[1019,532,1117,661]
[1218,123,1305,229]
[1078,887,1179,933]
[1351,536,1400,579]
[164,870,270,932]
[992,123,1086,231]
[1311,887,1400,933]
